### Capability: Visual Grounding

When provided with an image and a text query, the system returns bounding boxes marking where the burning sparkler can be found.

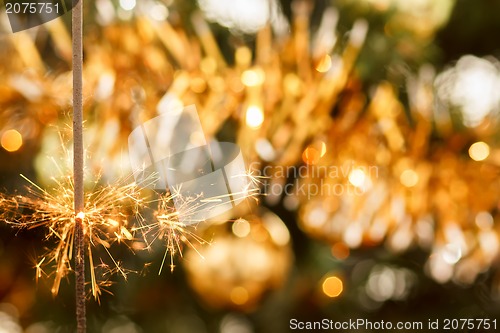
[0,165,261,302]
[0,173,144,301]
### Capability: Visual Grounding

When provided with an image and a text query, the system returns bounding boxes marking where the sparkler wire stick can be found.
[72,0,86,331]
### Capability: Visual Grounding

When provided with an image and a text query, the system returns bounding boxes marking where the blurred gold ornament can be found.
[184,209,292,311]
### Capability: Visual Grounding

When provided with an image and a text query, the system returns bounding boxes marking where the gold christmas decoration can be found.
[297,68,500,287]
[184,209,292,311]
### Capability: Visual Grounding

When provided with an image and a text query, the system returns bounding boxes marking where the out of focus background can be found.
[1,0,500,332]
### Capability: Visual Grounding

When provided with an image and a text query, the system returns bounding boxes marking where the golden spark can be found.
[136,170,261,274]
[0,174,144,300]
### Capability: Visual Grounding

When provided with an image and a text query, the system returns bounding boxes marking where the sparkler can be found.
[0,173,144,301]
[72,0,85,330]
[0,166,261,298]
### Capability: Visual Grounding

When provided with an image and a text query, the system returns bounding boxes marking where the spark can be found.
[135,192,210,274]
[35,257,47,285]
[0,167,262,296]
[136,170,262,274]
[0,173,144,300]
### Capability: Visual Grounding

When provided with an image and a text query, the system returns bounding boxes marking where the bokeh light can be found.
[119,0,136,11]
[322,276,343,298]
[1,130,23,152]
[400,169,419,187]
[331,242,350,260]
[232,218,251,238]
[198,0,280,33]
[475,211,494,230]
[468,141,490,161]
[348,168,367,188]
[315,54,332,73]
[435,55,500,127]
[302,147,320,165]
[241,69,265,87]
[246,105,264,129]
[230,286,249,305]
[442,243,462,265]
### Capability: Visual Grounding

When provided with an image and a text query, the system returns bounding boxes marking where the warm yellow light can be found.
[119,0,136,10]
[232,218,251,238]
[348,169,366,188]
[469,141,490,161]
[190,77,207,93]
[302,147,320,165]
[442,243,462,265]
[284,73,302,96]
[230,286,249,305]
[400,169,419,187]
[200,57,217,74]
[475,211,493,230]
[235,47,252,66]
[322,276,343,298]
[1,129,23,152]
[241,69,265,86]
[319,141,327,157]
[316,54,332,73]
[246,105,264,129]
[76,212,85,220]
[229,76,245,93]
[302,141,327,165]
